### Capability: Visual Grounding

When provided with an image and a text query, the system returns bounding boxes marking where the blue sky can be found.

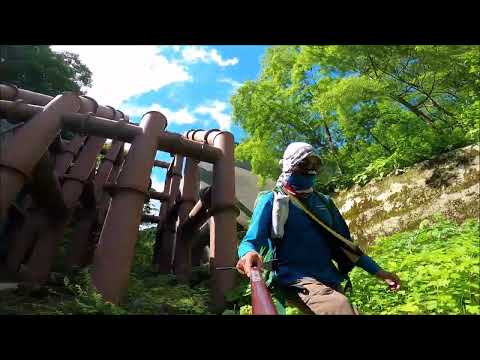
[50,45,268,203]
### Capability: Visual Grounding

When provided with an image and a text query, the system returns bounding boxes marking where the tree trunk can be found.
[322,121,344,175]
[323,121,338,153]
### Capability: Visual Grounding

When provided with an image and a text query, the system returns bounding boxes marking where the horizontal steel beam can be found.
[0,100,222,163]
[153,160,170,168]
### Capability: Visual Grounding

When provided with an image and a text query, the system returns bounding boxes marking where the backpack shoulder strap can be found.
[288,193,363,256]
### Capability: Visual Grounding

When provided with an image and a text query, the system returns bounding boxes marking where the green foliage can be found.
[0,45,92,96]
[60,269,127,315]
[2,218,477,315]
[349,217,480,315]
[0,229,212,315]
[123,228,211,315]
[231,45,479,191]
[223,217,479,315]
[0,45,93,140]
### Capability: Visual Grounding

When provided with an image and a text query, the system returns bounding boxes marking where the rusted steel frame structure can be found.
[1,93,86,277]
[183,129,237,311]
[0,83,126,222]
[65,126,128,270]
[0,93,81,224]
[84,116,222,304]
[91,111,168,303]
[152,162,174,269]
[4,117,122,281]
[96,146,126,230]
[1,85,237,310]
[0,101,223,162]
[5,152,68,275]
[0,85,126,279]
[22,132,112,282]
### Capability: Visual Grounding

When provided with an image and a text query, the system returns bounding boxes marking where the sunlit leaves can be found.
[349,218,480,315]
[231,45,478,190]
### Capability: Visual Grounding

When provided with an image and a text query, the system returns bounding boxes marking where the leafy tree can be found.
[0,45,92,96]
[0,46,92,140]
[231,45,479,190]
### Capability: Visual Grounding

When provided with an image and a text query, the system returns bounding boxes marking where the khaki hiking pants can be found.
[287,278,358,315]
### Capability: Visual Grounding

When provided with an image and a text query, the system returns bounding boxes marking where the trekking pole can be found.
[250,266,278,315]
[215,263,278,315]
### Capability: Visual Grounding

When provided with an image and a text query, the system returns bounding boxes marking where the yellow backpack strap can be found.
[287,194,361,256]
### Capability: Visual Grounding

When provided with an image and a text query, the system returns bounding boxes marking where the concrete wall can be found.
[333,145,479,248]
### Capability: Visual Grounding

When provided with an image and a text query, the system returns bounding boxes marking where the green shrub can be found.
[226,217,479,315]
[349,217,479,314]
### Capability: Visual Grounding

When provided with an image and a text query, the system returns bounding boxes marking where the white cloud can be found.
[218,77,242,90]
[195,100,232,130]
[120,103,199,125]
[150,175,164,194]
[181,46,238,67]
[50,45,191,108]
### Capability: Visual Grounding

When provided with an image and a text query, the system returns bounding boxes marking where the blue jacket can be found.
[238,191,382,289]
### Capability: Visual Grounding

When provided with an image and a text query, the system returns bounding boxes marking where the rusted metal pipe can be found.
[92,111,167,304]
[0,85,114,170]
[67,138,126,269]
[152,167,173,268]
[22,136,110,282]
[156,154,184,273]
[0,83,123,120]
[54,135,87,177]
[62,113,142,142]
[173,158,200,282]
[20,101,119,281]
[186,130,238,311]
[78,146,126,269]
[49,135,67,154]
[65,198,98,269]
[29,153,68,220]
[153,160,170,168]
[250,267,278,315]
[5,208,51,275]
[148,190,169,202]
[0,101,141,142]
[63,138,125,270]
[141,214,161,223]
[159,133,221,163]
[0,93,81,224]
[0,83,54,105]
[96,147,124,228]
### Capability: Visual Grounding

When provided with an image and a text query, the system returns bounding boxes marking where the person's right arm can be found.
[236,193,273,277]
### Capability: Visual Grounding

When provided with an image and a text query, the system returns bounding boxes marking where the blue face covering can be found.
[286,173,315,190]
